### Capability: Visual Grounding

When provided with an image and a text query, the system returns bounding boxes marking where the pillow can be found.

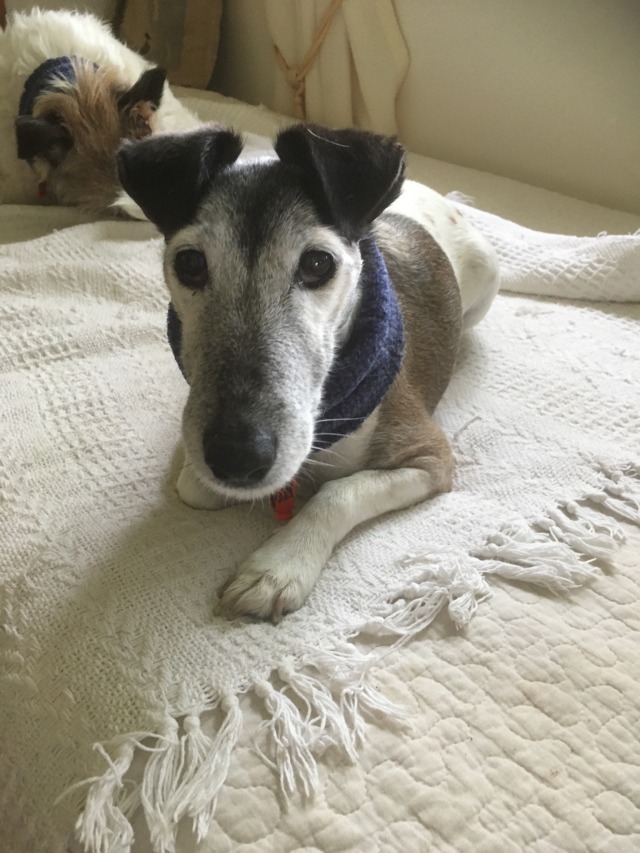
[116,0,222,89]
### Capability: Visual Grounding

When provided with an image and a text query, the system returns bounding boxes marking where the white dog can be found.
[0,8,201,216]
[117,123,500,621]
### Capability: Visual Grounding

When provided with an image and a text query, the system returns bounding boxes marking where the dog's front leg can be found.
[221,461,449,622]
[177,459,230,510]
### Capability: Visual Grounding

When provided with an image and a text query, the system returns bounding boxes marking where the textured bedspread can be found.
[1,93,639,853]
[185,526,640,852]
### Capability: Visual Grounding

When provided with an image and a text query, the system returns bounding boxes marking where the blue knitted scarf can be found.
[167,237,404,451]
[19,56,89,116]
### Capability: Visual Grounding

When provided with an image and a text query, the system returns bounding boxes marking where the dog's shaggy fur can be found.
[0,8,201,215]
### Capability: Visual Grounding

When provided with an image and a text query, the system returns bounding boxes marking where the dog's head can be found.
[117,123,405,499]
[15,61,166,211]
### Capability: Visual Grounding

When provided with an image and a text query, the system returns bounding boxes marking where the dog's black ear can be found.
[117,126,243,234]
[118,67,167,140]
[15,115,73,166]
[274,123,405,242]
[118,67,167,112]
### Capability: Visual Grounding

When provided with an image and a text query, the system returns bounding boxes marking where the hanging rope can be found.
[273,0,344,120]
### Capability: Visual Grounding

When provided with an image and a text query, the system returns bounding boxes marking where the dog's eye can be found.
[174,249,208,289]
[297,250,336,288]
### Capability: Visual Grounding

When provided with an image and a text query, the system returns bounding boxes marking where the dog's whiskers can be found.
[295,468,320,489]
[303,456,334,469]
[314,417,363,425]
[314,432,356,440]
[309,444,343,460]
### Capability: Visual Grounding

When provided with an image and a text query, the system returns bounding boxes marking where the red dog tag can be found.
[270,480,297,521]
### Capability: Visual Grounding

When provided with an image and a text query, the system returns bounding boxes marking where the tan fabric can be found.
[118,0,222,89]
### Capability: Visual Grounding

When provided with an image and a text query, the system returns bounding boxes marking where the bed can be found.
[1,88,639,853]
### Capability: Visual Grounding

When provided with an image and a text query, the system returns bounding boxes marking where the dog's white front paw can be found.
[177,462,228,510]
[220,550,319,622]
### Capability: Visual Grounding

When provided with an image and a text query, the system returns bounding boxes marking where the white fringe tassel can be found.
[363,466,639,640]
[74,740,136,853]
[137,693,243,850]
[73,695,242,853]
[71,466,638,853]
[253,644,406,801]
[173,695,242,842]
[361,553,493,638]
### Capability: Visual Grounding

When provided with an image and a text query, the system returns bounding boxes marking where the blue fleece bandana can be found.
[19,56,91,116]
[166,237,404,451]
[312,238,404,448]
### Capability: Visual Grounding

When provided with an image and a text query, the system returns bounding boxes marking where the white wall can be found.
[213,0,640,215]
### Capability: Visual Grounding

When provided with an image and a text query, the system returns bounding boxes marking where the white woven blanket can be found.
[0,202,639,853]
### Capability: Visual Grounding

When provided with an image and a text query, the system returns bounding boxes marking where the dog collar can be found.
[270,480,298,521]
[19,56,87,117]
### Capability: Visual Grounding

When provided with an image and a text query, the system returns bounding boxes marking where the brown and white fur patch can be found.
[16,61,167,212]
[117,123,500,622]
[0,8,201,216]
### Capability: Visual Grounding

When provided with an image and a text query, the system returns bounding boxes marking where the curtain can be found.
[265,0,409,135]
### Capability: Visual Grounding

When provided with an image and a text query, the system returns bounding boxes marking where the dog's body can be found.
[0,9,202,215]
[117,124,500,621]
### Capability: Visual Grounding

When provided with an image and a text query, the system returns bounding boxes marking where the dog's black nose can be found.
[203,422,277,487]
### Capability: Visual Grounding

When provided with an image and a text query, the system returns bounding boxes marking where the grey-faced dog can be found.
[117,123,499,622]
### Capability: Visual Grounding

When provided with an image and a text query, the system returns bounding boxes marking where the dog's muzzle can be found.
[202,422,278,488]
